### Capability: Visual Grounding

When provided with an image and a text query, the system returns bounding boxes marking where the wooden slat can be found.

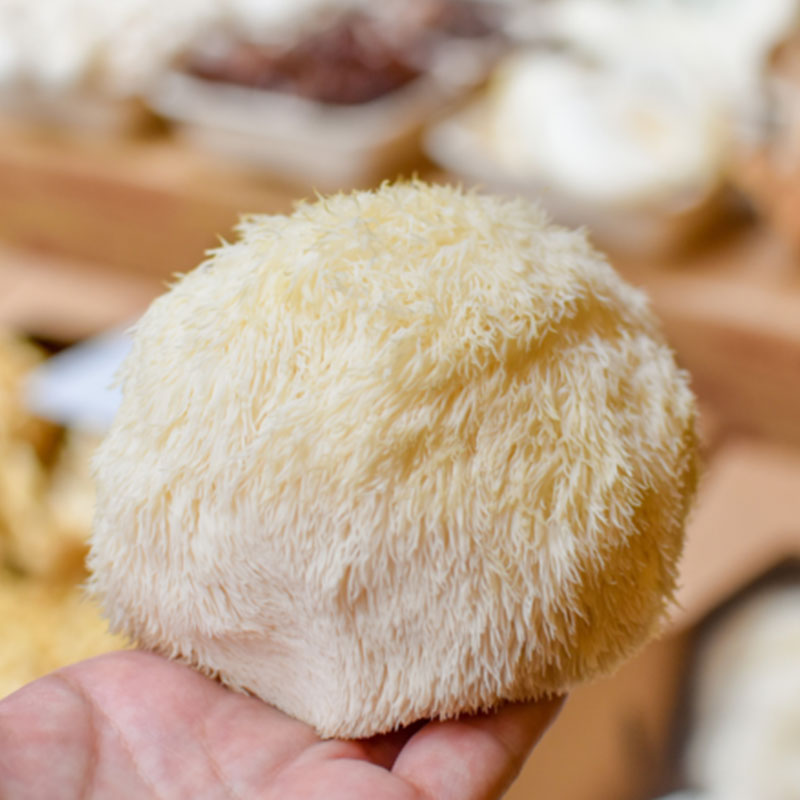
[0,121,298,280]
[671,437,800,631]
[0,245,162,341]
[613,228,800,447]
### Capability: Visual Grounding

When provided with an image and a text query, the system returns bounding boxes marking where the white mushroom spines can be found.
[88,181,698,738]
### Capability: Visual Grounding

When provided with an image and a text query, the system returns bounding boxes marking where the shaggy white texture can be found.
[88,181,698,738]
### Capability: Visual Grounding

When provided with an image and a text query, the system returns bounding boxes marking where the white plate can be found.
[425,99,729,255]
[148,69,457,189]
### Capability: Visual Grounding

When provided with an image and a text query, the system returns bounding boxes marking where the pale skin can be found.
[0,651,564,800]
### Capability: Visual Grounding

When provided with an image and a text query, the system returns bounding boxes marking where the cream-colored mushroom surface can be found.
[88,181,698,739]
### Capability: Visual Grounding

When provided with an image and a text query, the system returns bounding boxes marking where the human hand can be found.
[0,651,563,800]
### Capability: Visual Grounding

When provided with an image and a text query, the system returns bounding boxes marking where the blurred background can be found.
[1,1,799,797]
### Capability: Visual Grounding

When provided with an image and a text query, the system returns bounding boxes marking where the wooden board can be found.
[0,244,161,341]
[672,437,800,631]
[0,121,298,282]
[613,227,800,448]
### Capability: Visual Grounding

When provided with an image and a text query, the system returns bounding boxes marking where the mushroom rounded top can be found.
[88,181,698,738]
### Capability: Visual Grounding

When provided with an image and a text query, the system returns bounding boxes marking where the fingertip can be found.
[390,695,567,800]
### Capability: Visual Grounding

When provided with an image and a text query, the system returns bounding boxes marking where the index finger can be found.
[392,696,565,800]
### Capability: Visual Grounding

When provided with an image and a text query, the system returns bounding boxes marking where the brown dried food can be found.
[185,13,421,106]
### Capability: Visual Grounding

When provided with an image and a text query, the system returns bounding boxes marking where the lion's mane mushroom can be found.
[88,181,698,739]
